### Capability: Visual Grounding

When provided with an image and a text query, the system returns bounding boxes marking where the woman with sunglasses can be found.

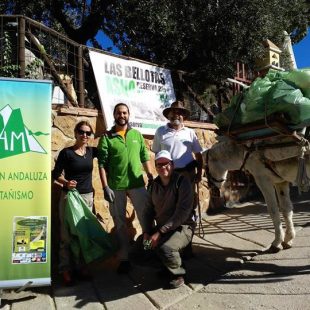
[52,120,98,285]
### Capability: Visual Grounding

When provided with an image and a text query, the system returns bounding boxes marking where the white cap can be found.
[155,150,172,161]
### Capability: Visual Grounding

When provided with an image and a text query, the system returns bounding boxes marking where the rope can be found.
[196,183,205,238]
[227,93,244,137]
[262,100,310,193]
[263,99,304,142]
[295,138,310,193]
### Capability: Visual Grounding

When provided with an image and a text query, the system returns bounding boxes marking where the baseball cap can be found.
[155,150,172,161]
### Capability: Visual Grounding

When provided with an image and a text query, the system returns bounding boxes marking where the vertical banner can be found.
[0,78,52,289]
[89,50,176,135]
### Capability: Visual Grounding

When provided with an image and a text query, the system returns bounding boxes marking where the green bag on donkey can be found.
[64,189,117,264]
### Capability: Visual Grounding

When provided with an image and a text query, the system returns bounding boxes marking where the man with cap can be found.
[152,100,203,257]
[142,150,195,289]
[152,100,203,187]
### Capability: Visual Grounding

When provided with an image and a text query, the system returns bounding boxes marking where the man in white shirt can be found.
[152,100,203,185]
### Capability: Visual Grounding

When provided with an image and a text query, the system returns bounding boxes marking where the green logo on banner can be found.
[0,104,48,159]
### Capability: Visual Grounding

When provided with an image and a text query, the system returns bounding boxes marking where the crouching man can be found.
[143,150,196,289]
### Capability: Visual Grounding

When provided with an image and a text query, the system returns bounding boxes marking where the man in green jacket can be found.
[98,103,153,274]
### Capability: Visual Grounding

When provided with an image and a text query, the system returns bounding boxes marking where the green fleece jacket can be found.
[97,126,150,190]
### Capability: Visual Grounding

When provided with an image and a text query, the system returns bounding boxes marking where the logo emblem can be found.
[0,105,48,159]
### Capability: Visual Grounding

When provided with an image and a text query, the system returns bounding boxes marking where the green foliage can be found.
[0,31,44,79]
[106,0,309,83]
[1,0,309,84]
[0,31,19,77]
[0,0,112,44]
[25,58,44,79]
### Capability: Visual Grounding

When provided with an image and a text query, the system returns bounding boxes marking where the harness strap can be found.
[239,150,251,171]
[205,149,226,189]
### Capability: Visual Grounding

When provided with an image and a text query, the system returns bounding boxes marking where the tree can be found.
[0,0,113,45]
[1,0,309,86]
[106,0,310,83]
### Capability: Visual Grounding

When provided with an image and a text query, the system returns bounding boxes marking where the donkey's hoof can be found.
[282,242,292,250]
[262,245,281,254]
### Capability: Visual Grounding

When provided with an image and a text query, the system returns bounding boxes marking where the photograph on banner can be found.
[89,50,176,135]
[0,78,51,288]
[12,216,47,264]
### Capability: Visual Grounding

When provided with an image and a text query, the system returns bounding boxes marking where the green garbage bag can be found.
[267,68,310,98]
[242,78,310,125]
[215,68,310,130]
[264,79,310,125]
[214,92,243,128]
[64,189,117,264]
[240,75,274,124]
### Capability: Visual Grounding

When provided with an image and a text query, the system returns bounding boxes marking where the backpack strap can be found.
[148,174,184,199]
[175,174,184,190]
[174,174,185,203]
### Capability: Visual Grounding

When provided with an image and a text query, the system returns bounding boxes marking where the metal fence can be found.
[0,15,98,108]
[0,15,254,115]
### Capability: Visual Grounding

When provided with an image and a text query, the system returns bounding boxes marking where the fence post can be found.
[77,45,85,108]
[18,17,25,78]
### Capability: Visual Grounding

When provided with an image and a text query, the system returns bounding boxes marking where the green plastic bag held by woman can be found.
[64,189,117,265]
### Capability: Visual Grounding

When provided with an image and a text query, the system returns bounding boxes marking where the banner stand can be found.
[0,78,52,292]
[1,280,32,305]
[15,281,33,293]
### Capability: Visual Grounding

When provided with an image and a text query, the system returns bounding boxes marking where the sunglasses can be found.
[77,129,92,136]
[155,161,172,168]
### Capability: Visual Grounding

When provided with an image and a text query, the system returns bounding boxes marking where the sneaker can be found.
[169,275,185,289]
[117,260,131,274]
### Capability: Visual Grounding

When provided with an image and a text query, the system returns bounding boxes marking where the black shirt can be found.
[52,146,98,194]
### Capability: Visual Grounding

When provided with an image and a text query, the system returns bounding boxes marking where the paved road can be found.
[1,191,310,309]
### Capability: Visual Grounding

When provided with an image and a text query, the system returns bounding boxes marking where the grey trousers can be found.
[156,225,193,276]
[109,186,149,260]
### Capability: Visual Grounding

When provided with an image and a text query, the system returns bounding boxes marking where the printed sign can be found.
[0,78,51,289]
[89,50,175,135]
[12,216,47,264]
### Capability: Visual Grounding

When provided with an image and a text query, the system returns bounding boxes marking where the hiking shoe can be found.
[181,243,194,260]
[156,267,170,279]
[117,260,132,274]
[62,271,75,286]
[76,268,93,281]
[169,275,185,289]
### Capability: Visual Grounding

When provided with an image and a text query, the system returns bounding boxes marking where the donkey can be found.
[204,138,305,251]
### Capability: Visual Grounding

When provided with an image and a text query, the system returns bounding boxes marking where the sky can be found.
[293,31,310,69]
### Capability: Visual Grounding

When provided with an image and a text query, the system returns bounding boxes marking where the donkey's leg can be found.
[246,154,285,251]
[252,176,284,250]
[274,182,295,249]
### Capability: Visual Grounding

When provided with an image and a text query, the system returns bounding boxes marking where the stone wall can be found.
[51,107,217,236]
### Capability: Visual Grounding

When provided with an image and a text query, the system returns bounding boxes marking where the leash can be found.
[196,182,205,238]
